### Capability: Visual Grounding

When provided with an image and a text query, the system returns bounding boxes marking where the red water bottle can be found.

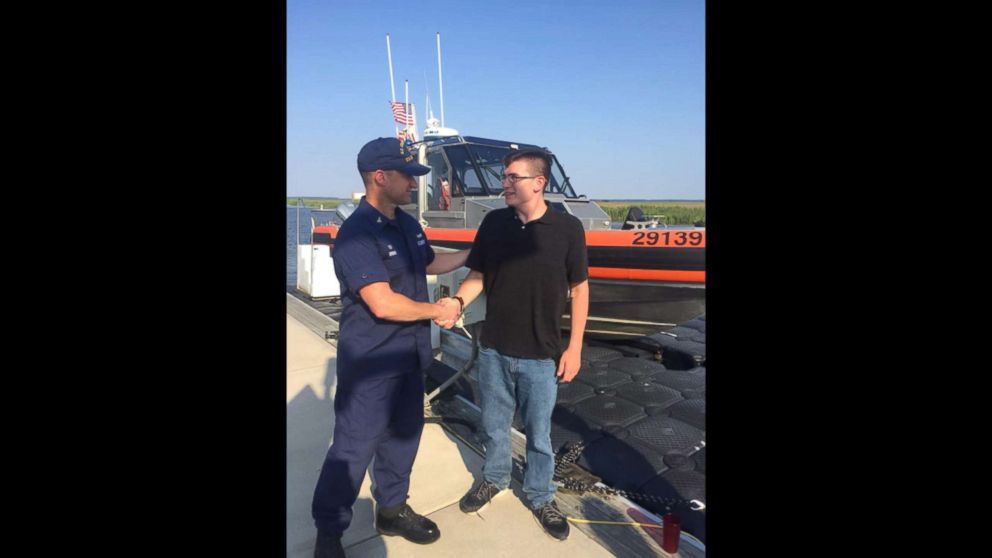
[661,512,681,553]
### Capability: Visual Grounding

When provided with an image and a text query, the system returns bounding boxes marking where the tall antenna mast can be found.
[436,32,445,127]
[386,33,398,136]
[424,71,433,120]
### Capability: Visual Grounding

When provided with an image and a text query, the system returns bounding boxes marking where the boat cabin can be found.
[405,135,613,231]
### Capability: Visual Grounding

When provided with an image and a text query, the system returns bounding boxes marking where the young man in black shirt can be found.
[440,147,589,540]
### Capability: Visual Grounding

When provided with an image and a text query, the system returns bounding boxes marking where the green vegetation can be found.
[287,198,349,208]
[595,202,705,225]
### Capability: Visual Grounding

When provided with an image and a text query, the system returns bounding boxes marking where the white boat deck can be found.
[288,313,622,558]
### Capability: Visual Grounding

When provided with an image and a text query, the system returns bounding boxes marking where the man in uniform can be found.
[312,137,466,557]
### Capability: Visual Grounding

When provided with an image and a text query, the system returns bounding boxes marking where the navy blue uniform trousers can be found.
[311,370,425,534]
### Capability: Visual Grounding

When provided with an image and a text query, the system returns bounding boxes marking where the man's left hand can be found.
[556,346,582,383]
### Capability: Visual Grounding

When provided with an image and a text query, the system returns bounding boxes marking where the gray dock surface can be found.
[288,292,703,557]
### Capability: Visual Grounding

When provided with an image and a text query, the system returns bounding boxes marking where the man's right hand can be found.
[433,297,461,328]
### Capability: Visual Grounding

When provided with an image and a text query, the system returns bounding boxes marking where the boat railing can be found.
[309,208,339,234]
[294,198,344,249]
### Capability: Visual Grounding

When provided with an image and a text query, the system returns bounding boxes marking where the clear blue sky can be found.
[288,0,704,200]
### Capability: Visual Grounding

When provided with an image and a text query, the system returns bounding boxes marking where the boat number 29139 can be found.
[632,231,703,246]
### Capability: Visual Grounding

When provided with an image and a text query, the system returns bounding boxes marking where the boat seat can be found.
[620,206,650,230]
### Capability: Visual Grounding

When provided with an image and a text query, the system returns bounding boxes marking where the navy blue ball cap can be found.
[356,137,431,176]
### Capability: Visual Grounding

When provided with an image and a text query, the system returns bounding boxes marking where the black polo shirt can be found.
[332,197,436,381]
[465,204,588,359]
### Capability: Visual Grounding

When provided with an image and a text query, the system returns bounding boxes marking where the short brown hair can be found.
[503,147,552,179]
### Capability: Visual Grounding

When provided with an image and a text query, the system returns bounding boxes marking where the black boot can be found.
[375,503,441,544]
[459,480,506,513]
[532,501,570,540]
[314,530,346,558]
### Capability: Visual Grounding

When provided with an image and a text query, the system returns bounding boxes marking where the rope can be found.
[553,441,706,511]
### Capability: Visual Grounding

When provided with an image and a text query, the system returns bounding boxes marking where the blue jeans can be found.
[476,345,558,509]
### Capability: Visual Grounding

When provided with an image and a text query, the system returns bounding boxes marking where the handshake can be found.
[433,296,463,329]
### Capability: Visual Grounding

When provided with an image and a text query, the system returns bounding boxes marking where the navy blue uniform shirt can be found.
[332,197,436,380]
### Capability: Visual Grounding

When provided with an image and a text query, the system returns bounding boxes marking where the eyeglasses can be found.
[499,173,540,184]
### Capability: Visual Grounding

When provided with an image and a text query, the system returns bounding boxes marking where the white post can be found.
[436,32,445,127]
[404,79,410,140]
[386,34,398,137]
[409,98,417,140]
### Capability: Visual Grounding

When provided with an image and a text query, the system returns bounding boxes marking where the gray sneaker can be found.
[532,501,570,540]
[459,480,506,513]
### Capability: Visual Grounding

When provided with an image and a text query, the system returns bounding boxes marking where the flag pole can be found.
[404,79,410,141]
[386,33,398,137]
[436,32,445,128]
[424,70,435,122]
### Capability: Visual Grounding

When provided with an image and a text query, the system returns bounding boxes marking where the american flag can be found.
[390,101,414,125]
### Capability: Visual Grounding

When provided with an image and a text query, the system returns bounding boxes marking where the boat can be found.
[312,132,704,338]
[310,35,704,339]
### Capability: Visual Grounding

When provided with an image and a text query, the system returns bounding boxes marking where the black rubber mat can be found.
[603,343,659,360]
[555,380,597,406]
[691,447,705,473]
[607,356,667,377]
[614,379,683,410]
[662,452,697,472]
[625,415,705,456]
[581,360,609,373]
[637,469,706,543]
[634,320,706,369]
[575,366,634,389]
[670,326,705,344]
[681,387,705,400]
[581,345,626,362]
[649,369,706,393]
[640,468,705,503]
[549,406,604,454]
[668,398,706,431]
[681,366,705,398]
[578,434,670,490]
[657,341,705,369]
[573,395,646,429]
[681,315,705,334]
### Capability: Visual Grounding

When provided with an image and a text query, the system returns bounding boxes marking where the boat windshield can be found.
[443,145,488,195]
[546,157,576,197]
[451,143,578,198]
[463,144,507,194]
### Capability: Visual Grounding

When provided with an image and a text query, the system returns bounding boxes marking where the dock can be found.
[288,292,705,557]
